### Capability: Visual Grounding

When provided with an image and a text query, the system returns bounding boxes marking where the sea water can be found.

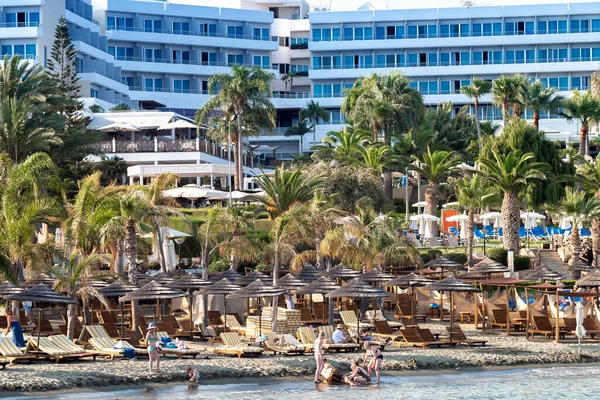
[18,365,600,399]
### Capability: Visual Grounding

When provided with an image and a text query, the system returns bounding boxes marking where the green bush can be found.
[446,253,467,265]
[427,249,442,260]
[421,254,432,264]
[487,248,508,265]
[245,231,272,243]
[208,259,230,273]
[514,255,531,271]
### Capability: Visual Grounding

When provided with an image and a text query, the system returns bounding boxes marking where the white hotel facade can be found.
[1,0,599,185]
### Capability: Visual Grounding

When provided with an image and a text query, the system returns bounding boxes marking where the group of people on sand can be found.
[313,329,383,386]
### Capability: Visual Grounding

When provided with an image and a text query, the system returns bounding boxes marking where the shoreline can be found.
[4,361,600,398]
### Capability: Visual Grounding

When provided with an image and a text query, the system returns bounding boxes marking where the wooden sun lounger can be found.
[0,337,36,363]
[395,304,428,322]
[297,327,358,352]
[263,333,305,356]
[446,327,487,346]
[417,328,457,347]
[27,337,100,363]
[397,327,452,348]
[529,316,566,339]
[339,310,374,330]
[300,308,321,325]
[213,332,262,358]
[372,320,403,343]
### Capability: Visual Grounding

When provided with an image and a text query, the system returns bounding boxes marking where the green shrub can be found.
[208,259,230,273]
[446,253,467,265]
[514,255,531,271]
[245,231,272,243]
[487,248,508,265]
[421,254,432,264]
[427,249,442,260]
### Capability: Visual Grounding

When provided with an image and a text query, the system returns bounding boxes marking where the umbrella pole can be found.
[356,300,360,347]
[474,289,479,329]
[258,298,262,339]
[525,288,530,340]
[506,285,511,336]
[120,302,124,338]
[224,297,228,333]
[411,286,416,322]
[450,292,454,342]
[440,290,444,321]
[555,288,560,343]
[154,301,158,325]
[188,290,193,334]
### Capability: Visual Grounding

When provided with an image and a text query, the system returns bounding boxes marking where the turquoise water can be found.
[17,366,600,399]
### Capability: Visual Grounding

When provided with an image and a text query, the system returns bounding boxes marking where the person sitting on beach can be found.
[187,367,200,383]
[347,359,370,385]
[4,309,24,347]
[332,324,350,344]
[320,358,356,386]
[362,341,383,384]
[146,323,161,374]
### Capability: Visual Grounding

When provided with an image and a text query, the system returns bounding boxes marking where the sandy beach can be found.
[1,323,599,393]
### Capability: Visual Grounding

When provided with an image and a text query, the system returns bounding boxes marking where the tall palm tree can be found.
[558,187,600,265]
[410,148,461,236]
[343,72,424,199]
[521,80,566,131]
[98,155,127,184]
[285,119,312,154]
[300,100,329,149]
[359,144,401,174]
[311,127,371,164]
[461,78,492,153]
[493,74,525,124]
[249,166,322,219]
[455,175,497,265]
[576,158,600,263]
[196,65,276,190]
[281,71,298,92]
[478,150,548,253]
[561,90,600,157]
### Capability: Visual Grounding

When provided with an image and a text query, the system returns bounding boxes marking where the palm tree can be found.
[88,104,105,113]
[461,78,492,153]
[493,74,526,124]
[455,175,497,265]
[249,166,322,219]
[300,100,329,150]
[478,150,548,253]
[359,144,401,174]
[343,72,424,198]
[558,187,600,265]
[576,158,600,263]
[561,90,600,157]
[311,127,371,164]
[196,65,276,190]
[281,71,298,92]
[410,148,461,236]
[98,155,127,184]
[521,80,566,131]
[0,55,56,101]
[285,119,312,154]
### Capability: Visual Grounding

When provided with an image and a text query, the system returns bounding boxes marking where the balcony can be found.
[106,27,278,52]
[114,57,260,76]
[0,22,41,39]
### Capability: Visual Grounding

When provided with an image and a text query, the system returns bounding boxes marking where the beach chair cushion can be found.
[89,337,119,352]
[340,311,374,329]
[30,337,73,356]
[87,325,111,339]
[222,315,242,329]
[297,327,316,345]
[0,337,24,357]
[48,335,86,354]
[318,325,334,340]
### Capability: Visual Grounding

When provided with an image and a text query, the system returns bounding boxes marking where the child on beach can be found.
[362,341,383,384]
[187,367,200,383]
[348,359,370,385]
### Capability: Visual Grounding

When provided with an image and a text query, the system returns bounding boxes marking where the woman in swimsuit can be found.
[313,331,325,383]
[146,323,160,374]
[348,359,369,385]
[362,341,383,384]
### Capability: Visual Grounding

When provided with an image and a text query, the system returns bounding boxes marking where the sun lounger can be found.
[445,326,487,346]
[395,304,428,322]
[263,332,305,356]
[529,316,565,339]
[0,337,35,363]
[28,337,99,363]
[372,320,404,343]
[297,327,358,352]
[340,310,374,330]
[208,311,224,327]
[406,233,422,247]
[489,309,522,332]
[426,237,441,248]
[346,328,388,349]
[397,327,451,348]
[416,328,457,347]
[369,310,402,329]
[213,332,262,358]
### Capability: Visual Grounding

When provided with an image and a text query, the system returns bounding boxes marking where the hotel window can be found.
[5,12,40,27]
[572,76,591,90]
[253,28,270,41]
[253,55,270,69]
[76,57,83,73]
[199,23,217,37]
[108,46,134,61]
[144,20,162,33]
[106,16,133,31]
[122,76,134,89]
[472,23,482,37]
[201,52,217,65]
[475,50,502,65]
[90,88,99,98]
[570,19,590,33]
[227,54,244,66]
[227,26,243,39]
[343,27,353,40]
[172,21,190,35]
[492,22,502,36]
[593,19,600,32]
[172,50,190,64]
[173,79,191,93]
[145,78,163,92]
[593,48,600,61]
[144,48,163,62]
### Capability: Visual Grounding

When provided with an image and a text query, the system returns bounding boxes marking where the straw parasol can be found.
[325,278,390,344]
[119,281,187,324]
[297,276,340,324]
[423,276,481,338]
[276,273,307,291]
[227,279,285,338]
[210,268,243,282]
[147,272,176,286]
[23,273,55,287]
[99,280,137,337]
[197,278,241,332]
[525,266,565,282]
[424,256,464,276]
[472,260,509,275]
[385,273,434,322]
[168,273,211,333]
[8,284,76,346]
[575,270,600,287]
[567,261,593,280]
[0,281,23,299]
[235,270,271,286]
[361,269,392,283]
[330,263,362,279]
[297,265,320,282]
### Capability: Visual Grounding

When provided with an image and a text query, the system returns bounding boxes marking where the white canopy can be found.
[442,201,460,209]
[559,216,572,230]
[98,121,139,133]
[409,214,440,222]
[479,212,502,219]
[412,201,428,208]
[163,186,208,200]
[458,162,476,171]
[446,214,469,222]
[157,120,197,130]
[521,211,546,230]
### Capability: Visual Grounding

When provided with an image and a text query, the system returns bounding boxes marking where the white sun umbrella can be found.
[410,214,440,236]
[575,301,586,355]
[412,201,427,208]
[460,220,467,238]
[410,218,418,231]
[520,211,546,230]
[480,211,502,228]
[442,201,460,209]
[97,121,140,133]
[446,214,468,223]
[157,120,197,130]
[458,162,476,171]
[559,216,572,230]
[162,186,208,200]
[423,220,433,238]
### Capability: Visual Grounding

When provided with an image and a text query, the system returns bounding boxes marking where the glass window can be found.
[505,22,514,35]
[333,55,341,69]
[460,51,470,65]
[493,23,502,36]
[593,19,600,32]
[418,81,428,94]
[538,49,547,63]
[407,26,417,38]
[593,48,600,61]
[548,21,557,34]
[25,44,35,59]
[472,23,482,37]
[344,55,353,68]
[428,25,436,38]
[322,28,331,41]
[332,28,341,41]
[344,27,353,40]
[418,26,426,38]
[515,50,525,64]
[323,85,332,97]
[581,19,589,33]
[312,28,321,42]
[376,54,385,68]
[538,21,547,34]
[571,48,580,61]
[253,28,261,39]
[440,24,449,37]
[581,48,591,61]
[314,84,322,98]
[107,16,115,30]
[526,49,535,63]
[473,51,482,65]
[441,80,450,94]
[144,20,152,32]
[460,23,469,36]
[525,21,534,34]
[396,54,405,67]
[365,27,372,39]
[364,55,373,68]
[375,26,384,40]
[29,12,39,26]
[440,52,449,66]
[506,50,515,64]
[429,81,438,94]
[253,55,261,65]
[559,77,568,91]
[571,76,581,90]
[450,24,460,37]
[386,54,395,67]
[408,53,417,66]
[493,50,502,64]
[355,27,363,40]
[483,23,492,36]
[558,20,567,33]
[571,19,580,33]
[428,52,437,66]
[333,84,341,97]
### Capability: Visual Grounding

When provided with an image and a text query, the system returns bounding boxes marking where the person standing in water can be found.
[362,341,383,384]
[4,309,24,347]
[313,331,325,383]
[146,323,160,374]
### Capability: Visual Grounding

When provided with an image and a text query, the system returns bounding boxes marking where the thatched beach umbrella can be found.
[147,272,176,286]
[575,270,600,287]
[235,270,270,286]
[227,279,284,338]
[8,284,76,346]
[297,276,340,324]
[567,261,593,280]
[385,273,434,322]
[197,278,241,332]
[472,258,509,276]
[330,263,362,280]
[0,281,23,299]
[325,278,390,344]
[423,276,481,340]
[424,257,464,276]
[168,273,210,332]
[23,273,55,287]
[526,266,565,282]
[119,281,187,325]
[99,280,137,337]
[277,273,307,291]
[297,265,320,282]
[361,269,392,283]
[210,268,243,282]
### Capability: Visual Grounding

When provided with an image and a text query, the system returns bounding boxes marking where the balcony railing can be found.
[0,22,40,28]
[107,26,272,41]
